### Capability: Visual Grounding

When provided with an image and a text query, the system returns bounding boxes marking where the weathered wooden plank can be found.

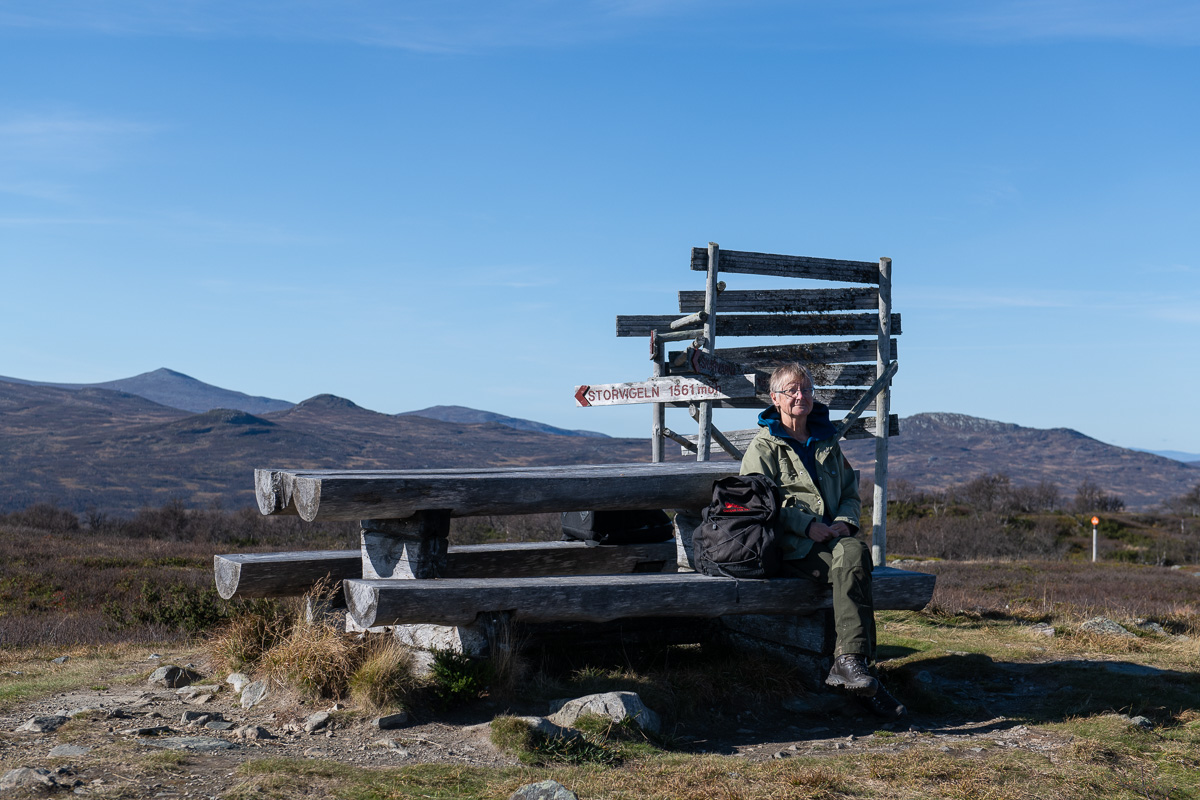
[257,464,698,517]
[696,242,721,462]
[617,313,901,338]
[678,415,899,453]
[447,540,677,578]
[667,354,878,387]
[664,387,870,411]
[270,462,741,522]
[214,540,679,600]
[873,257,893,568]
[215,550,360,600]
[690,248,880,284]
[692,340,899,369]
[680,288,878,313]
[575,375,758,407]
[345,567,935,627]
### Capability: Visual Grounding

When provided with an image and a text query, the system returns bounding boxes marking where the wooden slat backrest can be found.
[612,243,900,563]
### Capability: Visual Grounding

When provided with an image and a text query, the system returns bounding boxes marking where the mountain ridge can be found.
[0,375,1195,514]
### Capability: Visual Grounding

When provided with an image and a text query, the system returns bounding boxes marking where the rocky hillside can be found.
[0,381,651,514]
[841,412,1198,509]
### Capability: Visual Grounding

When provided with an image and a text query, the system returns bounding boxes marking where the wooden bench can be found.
[215,244,932,669]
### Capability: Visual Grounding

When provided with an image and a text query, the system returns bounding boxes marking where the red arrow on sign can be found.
[574,385,591,407]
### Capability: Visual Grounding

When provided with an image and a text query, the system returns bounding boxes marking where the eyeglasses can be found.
[773,385,814,399]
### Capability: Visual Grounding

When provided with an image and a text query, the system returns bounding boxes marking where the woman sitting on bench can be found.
[740,362,904,719]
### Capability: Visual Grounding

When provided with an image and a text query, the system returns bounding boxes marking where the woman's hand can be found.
[808,521,853,542]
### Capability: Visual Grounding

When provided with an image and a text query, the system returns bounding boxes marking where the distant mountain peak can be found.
[294,394,362,410]
[399,404,609,438]
[0,369,294,416]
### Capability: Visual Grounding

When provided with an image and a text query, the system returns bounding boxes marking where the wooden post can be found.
[361,512,451,580]
[872,257,892,568]
[696,242,720,462]
[651,336,665,462]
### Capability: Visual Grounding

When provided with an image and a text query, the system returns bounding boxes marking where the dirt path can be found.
[0,648,1085,798]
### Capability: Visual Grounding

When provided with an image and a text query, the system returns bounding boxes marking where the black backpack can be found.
[692,474,782,579]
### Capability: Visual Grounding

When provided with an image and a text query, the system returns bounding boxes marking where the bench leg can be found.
[360,512,451,579]
[719,611,834,689]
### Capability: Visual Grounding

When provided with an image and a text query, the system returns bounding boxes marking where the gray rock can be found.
[118,725,172,736]
[240,680,268,709]
[226,672,250,693]
[1079,617,1134,638]
[0,767,57,791]
[509,779,579,800]
[177,684,221,695]
[1133,619,1168,636]
[372,739,410,755]
[49,744,91,757]
[183,693,214,705]
[373,712,409,730]
[1128,715,1154,729]
[147,665,201,689]
[51,656,70,664]
[304,712,331,733]
[18,715,68,733]
[234,724,274,740]
[205,721,236,731]
[548,691,661,734]
[145,736,237,752]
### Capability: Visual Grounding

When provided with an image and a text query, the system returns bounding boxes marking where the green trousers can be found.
[781,536,875,660]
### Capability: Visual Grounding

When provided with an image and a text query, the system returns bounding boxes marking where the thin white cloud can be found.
[0,0,733,51]
[0,111,160,169]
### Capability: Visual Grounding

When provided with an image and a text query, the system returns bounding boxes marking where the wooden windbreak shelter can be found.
[613,244,900,565]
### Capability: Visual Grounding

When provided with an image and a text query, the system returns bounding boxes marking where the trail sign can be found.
[684,347,748,378]
[575,375,758,407]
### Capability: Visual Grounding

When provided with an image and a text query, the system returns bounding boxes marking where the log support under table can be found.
[361,511,451,580]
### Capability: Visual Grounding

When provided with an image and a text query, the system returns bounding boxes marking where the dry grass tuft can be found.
[348,637,423,713]
[208,601,294,674]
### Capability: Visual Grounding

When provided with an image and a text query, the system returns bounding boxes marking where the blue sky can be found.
[2,1,1197,453]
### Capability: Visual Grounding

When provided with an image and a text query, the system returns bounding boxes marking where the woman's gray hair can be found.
[769,363,814,393]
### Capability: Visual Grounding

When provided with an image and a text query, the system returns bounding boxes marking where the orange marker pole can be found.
[1091,516,1100,562]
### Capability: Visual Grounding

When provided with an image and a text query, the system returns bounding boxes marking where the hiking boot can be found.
[858,683,906,719]
[824,654,879,696]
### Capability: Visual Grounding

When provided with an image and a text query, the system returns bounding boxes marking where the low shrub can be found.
[430,648,494,708]
[103,580,231,634]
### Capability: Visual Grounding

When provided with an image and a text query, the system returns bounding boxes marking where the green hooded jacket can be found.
[739,403,861,560]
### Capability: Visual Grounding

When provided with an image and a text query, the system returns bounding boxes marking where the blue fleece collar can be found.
[757,403,836,446]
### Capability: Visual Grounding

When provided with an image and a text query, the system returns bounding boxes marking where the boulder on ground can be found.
[240,680,268,709]
[509,779,579,800]
[1079,617,1134,638]
[18,715,68,733]
[148,665,202,689]
[548,691,661,734]
[0,767,58,792]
